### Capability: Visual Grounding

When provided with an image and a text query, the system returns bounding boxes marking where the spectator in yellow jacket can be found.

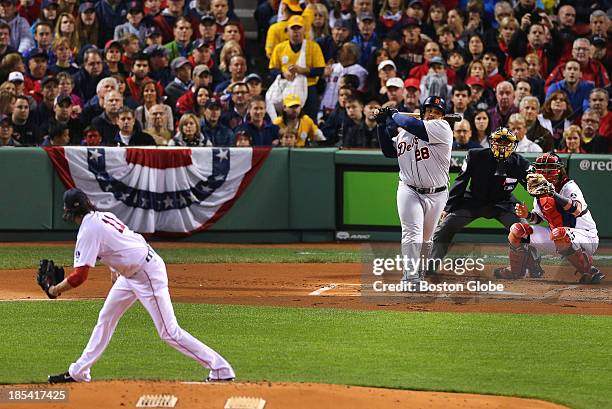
[269,14,325,120]
[273,94,325,147]
[265,0,315,58]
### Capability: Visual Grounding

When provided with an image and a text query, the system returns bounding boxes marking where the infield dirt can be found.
[1,242,610,408]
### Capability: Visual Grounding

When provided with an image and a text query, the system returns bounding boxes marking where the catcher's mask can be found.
[63,188,96,222]
[489,127,518,160]
[420,96,446,119]
[533,153,566,184]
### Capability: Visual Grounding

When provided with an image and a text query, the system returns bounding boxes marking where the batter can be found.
[47,188,235,383]
[375,97,454,286]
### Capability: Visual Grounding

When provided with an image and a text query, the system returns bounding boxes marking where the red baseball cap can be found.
[465,76,485,87]
[404,78,420,89]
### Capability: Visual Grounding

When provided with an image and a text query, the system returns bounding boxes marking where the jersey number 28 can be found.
[415,147,430,162]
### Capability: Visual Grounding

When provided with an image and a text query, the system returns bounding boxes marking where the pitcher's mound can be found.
[2,381,569,409]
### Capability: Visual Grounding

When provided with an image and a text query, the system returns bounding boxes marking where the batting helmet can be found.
[420,96,446,119]
[62,188,96,222]
[488,127,518,160]
[533,153,567,184]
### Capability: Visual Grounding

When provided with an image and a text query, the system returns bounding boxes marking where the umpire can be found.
[429,128,534,269]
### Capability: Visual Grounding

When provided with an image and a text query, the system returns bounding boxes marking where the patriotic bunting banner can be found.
[44,147,270,235]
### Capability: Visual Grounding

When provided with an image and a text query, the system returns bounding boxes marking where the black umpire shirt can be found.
[445,148,531,213]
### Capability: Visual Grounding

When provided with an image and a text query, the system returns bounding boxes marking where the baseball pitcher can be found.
[374,96,455,287]
[42,188,235,383]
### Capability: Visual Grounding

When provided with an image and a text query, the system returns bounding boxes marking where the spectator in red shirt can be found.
[211,0,245,49]
[127,53,161,104]
[176,64,212,115]
[153,0,186,44]
[587,88,612,144]
[556,5,578,61]
[545,38,610,91]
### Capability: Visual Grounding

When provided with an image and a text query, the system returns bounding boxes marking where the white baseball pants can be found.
[68,252,235,381]
[397,183,448,281]
[528,226,599,255]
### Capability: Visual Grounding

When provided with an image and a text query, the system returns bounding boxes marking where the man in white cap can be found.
[383,77,407,110]
[369,59,396,103]
[8,71,25,93]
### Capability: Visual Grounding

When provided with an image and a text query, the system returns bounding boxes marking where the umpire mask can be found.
[489,127,518,161]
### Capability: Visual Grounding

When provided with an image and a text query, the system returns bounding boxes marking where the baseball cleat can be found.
[205,376,235,383]
[527,264,544,279]
[589,269,605,284]
[48,371,75,384]
[494,266,515,279]
[578,274,590,284]
[577,269,606,284]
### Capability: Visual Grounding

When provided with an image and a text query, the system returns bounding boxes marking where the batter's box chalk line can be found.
[225,396,266,409]
[135,394,178,407]
[309,283,361,296]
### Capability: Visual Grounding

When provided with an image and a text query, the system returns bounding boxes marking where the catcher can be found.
[494,153,604,283]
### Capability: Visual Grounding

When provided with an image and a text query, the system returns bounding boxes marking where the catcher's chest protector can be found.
[537,196,564,229]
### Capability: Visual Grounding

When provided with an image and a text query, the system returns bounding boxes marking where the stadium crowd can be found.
[0,0,609,152]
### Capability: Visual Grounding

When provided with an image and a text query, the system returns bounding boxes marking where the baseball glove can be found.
[36,259,65,299]
[526,173,555,197]
[373,107,398,124]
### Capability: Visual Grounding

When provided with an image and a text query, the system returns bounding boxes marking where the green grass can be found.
[1,301,610,409]
[1,246,609,270]
[0,247,362,269]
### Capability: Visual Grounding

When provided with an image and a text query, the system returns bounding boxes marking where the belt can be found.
[408,185,446,194]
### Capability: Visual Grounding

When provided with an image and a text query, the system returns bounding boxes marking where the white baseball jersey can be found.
[392,119,453,188]
[74,211,150,277]
[68,209,236,383]
[532,180,597,232]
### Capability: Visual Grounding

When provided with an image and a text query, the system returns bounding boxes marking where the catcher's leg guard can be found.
[509,223,533,246]
[558,247,600,283]
[525,246,544,278]
[552,228,604,283]
[494,243,530,279]
[551,227,572,253]
[496,224,541,279]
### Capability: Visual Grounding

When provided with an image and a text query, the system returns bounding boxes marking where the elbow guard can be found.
[67,266,90,288]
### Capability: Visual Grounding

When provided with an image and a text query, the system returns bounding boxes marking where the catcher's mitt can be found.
[373,107,398,124]
[526,173,554,197]
[36,259,65,299]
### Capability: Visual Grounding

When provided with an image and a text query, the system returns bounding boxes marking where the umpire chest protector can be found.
[453,148,531,209]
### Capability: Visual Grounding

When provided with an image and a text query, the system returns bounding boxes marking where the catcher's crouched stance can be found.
[494,153,605,284]
[42,188,235,383]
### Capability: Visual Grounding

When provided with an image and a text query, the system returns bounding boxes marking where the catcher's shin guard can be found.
[494,243,543,279]
[494,243,529,279]
[525,246,544,278]
[559,247,599,283]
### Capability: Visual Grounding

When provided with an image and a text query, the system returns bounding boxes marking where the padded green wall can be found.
[0,148,55,230]
[0,148,610,239]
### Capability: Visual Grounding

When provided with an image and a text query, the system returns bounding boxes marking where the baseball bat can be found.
[396,112,421,118]
[397,112,462,122]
